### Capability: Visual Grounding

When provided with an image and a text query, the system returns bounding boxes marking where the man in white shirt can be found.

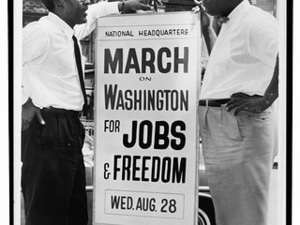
[22,0,151,224]
[198,0,278,225]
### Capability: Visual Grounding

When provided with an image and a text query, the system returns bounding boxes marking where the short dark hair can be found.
[41,0,55,12]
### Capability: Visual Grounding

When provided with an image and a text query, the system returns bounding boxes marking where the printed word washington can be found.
[104,84,189,111]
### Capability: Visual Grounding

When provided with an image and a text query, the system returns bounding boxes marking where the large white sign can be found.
[94,12,201,225]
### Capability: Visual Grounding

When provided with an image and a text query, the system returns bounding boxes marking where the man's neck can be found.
[221,0,244,17]
[53,10,75,28]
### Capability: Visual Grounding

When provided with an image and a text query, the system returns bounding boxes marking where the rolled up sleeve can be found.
[75,1,120,39]
[22,24,49,106]
[248,16,279,68]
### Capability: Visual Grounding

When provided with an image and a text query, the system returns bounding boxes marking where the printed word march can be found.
[104,47,189,74]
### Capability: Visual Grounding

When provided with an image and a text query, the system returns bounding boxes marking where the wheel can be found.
[198,193,216,225]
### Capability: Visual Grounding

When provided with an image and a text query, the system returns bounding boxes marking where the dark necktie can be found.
[72,35,88,115]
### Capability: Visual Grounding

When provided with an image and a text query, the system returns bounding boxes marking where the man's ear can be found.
[54,0,64,8]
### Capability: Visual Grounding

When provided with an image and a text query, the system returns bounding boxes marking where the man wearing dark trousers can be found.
[197,0,279,225]
[22,0,151,224]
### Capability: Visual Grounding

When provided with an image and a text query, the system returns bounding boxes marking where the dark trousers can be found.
[21,109,88,225]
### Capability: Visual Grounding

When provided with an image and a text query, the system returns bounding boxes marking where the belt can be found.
[42,107,81,117]
[199,99,230,107]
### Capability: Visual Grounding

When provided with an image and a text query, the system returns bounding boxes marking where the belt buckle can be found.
[203,100,208,107]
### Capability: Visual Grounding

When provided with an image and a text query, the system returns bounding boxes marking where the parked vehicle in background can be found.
[198,144,216,225]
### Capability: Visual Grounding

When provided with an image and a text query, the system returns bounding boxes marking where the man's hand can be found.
[119,0,152,13]
[22,98,45,132]
[226,93,272,116]
[227,56,279,116]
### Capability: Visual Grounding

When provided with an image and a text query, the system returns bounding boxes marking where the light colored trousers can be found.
[198,104,275,225]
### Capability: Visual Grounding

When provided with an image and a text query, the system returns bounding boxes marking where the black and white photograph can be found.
[1,0,295,224]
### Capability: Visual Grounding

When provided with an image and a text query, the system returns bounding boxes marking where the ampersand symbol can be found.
[104,163,110,179]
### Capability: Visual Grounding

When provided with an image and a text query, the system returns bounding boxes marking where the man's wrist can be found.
[118,1,126,13]
[261,93,277,109]
[22,98,39,109]
[22,98,32,107]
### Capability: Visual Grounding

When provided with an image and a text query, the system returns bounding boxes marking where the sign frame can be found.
[93,11,201,225]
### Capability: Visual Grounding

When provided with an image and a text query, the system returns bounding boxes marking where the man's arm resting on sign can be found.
[118,0,151,12]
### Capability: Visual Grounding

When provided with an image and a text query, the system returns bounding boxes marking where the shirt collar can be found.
[48,12,75,38]
[227,0,251,22]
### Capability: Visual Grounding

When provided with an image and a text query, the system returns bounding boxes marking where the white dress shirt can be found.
[22,2,120,110]
[200,0,278,100]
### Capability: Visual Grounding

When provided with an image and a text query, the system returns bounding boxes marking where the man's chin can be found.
[77,18,87,25]
[205,10,217,16]
[204,8,220,17]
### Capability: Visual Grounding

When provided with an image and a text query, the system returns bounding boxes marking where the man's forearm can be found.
[263,54,279,107]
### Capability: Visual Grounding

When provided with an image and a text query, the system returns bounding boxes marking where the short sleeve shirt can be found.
[200,0,278,100]
[22,2,119,110]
